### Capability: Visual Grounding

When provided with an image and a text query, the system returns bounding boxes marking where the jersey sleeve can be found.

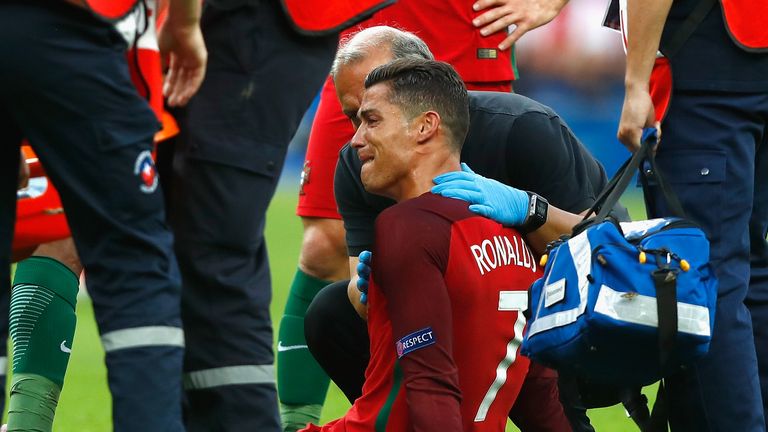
[506,111,599,214]
[334,144,395,255]
[372,206,463,432]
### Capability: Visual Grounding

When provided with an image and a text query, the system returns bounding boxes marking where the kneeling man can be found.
[301,59,549,432]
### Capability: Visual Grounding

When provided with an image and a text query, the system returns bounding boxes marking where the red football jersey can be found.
[303,193,541,432]
[342,0,515,83]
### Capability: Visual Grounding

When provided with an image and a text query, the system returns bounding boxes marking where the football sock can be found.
[280,403,323,432]
[6,375,60,432]
[278,269,331,431]
[7,256,78,432]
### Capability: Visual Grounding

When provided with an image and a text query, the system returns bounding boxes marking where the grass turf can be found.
[30,189,652,431]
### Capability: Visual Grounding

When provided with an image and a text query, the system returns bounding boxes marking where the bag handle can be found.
[585,129,655,221]
[586,129,686,222]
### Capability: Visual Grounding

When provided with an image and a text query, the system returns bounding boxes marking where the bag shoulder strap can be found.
[646,381,671,432]
[639,153,687,219]
[661,0,718,59]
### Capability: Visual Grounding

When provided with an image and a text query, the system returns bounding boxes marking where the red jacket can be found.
[68,0,139,21]
[720,0,768,51]
[280,0,395,35]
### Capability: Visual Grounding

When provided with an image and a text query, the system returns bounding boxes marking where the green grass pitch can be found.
[22,189,653,431]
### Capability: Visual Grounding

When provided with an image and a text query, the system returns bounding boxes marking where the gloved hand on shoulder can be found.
[432,163,530,226]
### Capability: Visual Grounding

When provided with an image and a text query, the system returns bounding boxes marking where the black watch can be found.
[520,192,549,233]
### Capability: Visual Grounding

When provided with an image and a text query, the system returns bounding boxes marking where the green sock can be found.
[277,269,331,431]
[280,403,323,432]
[7,375,60,432]
[8,256,79,432]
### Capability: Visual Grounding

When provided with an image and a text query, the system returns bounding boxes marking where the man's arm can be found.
[433,105,614,251]
[503,109,600,213]
[617,0,672,151]
[159,0,207,107]
[432,164,581,254]
[472,0,570,50]
[523,206,584,255]
[374,209,462,432]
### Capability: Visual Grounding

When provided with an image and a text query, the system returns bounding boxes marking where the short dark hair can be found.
[364,59,469,152]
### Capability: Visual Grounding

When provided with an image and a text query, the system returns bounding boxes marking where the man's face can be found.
[350,83,417,198]
[334,51,393,130]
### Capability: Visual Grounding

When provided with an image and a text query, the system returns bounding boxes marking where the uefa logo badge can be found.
[395,340,404,358]
[134,150,158,194]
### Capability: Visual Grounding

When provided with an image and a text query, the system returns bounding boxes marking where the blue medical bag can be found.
[521,131,718,387]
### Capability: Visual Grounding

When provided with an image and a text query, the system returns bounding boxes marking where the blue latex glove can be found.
[356,250,372,305]
[431,163,530,226]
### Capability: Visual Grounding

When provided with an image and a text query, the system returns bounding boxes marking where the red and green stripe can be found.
[374,362,403,432]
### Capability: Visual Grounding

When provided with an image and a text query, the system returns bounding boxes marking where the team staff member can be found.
[303,27,626,432]
[6,3,196,430]
[304,58,544,432]
[0,0,205,431]
[165,0,390,429]
[617,0,768,430]
[278,0,528,425]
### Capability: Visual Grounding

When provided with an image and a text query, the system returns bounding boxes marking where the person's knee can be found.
[304,286,333,350]
[299,218,348,281]
[32,238,82,275]
[304,280,349,352]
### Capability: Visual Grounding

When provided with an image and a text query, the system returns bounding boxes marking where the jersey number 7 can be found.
[474,291,528,422]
